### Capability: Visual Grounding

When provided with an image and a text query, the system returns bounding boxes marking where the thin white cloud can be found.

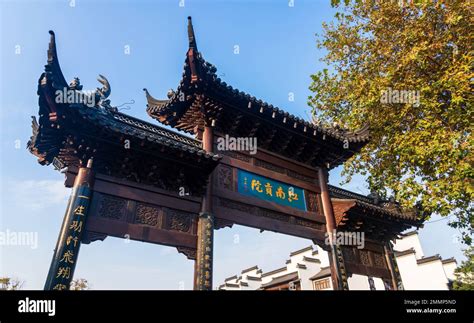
[4,180,70,210]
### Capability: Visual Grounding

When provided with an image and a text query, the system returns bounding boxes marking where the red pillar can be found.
[384,242,404,290]
[318,166,349,290]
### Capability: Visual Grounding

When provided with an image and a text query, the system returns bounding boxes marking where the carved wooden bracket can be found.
[214,217,234,230]
[176,246,197,260]
[82,230,108,244]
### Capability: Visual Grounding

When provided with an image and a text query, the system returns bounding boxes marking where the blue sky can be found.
[0,0,466,290]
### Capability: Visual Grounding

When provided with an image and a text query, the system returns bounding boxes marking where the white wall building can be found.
[393,231,457,290]
[218,231,457,290]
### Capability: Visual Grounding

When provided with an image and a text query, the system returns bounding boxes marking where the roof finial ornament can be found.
[47,30,57,63]
[95,74,111,100]
[187,16,198,50]
[69,77,83,91]
[44,30,68,89]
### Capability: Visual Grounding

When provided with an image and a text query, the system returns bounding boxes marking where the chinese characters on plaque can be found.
[237,170,307,211]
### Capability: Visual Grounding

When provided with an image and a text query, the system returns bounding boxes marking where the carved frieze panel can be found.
[163,208,194,233]
[218,198,255,214]
[257,208,289,222]
[342,246,357,263]
[294,218,322,230]
[372,252,386,268]
[217,165,233,190]
[81,178,201,261]
[221,150,251,162]
[254,159,284,173]
[343,245,389,273]
[306,191,319,213]
[359,250,371,266]
[217,197,323,231]
[98,195,126,220]
[286,170,315,184]
[135,203,161,227]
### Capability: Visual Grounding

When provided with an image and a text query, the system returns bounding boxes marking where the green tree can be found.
[0,277,24,290]
[309,0,473,243]
[453,246,474,290]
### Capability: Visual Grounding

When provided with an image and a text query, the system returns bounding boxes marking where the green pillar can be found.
[44,159,94,290]
[194,125,215,290]
[194,212,214,290]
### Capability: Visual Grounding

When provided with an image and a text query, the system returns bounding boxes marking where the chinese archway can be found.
[28,17,421,291]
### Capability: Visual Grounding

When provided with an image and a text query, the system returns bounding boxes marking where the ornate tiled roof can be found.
[329,185,420,222]
[28,31,221,195]
[145,17,370,169]
[146,55,371,144]
[329,185,422,241]
[28,31,220,168]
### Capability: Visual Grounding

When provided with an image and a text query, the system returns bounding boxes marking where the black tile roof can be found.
[145,17,370,169]
[29,30,221,167]
[329,185,421,223]
[261,272,299,288]
[309,267,332,280]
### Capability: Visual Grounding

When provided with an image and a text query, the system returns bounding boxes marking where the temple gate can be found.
[28,18,421,291]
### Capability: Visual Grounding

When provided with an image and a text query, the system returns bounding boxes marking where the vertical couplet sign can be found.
[237,169,307,211]
[49,185,92,290]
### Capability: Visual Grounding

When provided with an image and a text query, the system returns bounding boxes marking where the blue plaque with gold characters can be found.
[237,169,307,211]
